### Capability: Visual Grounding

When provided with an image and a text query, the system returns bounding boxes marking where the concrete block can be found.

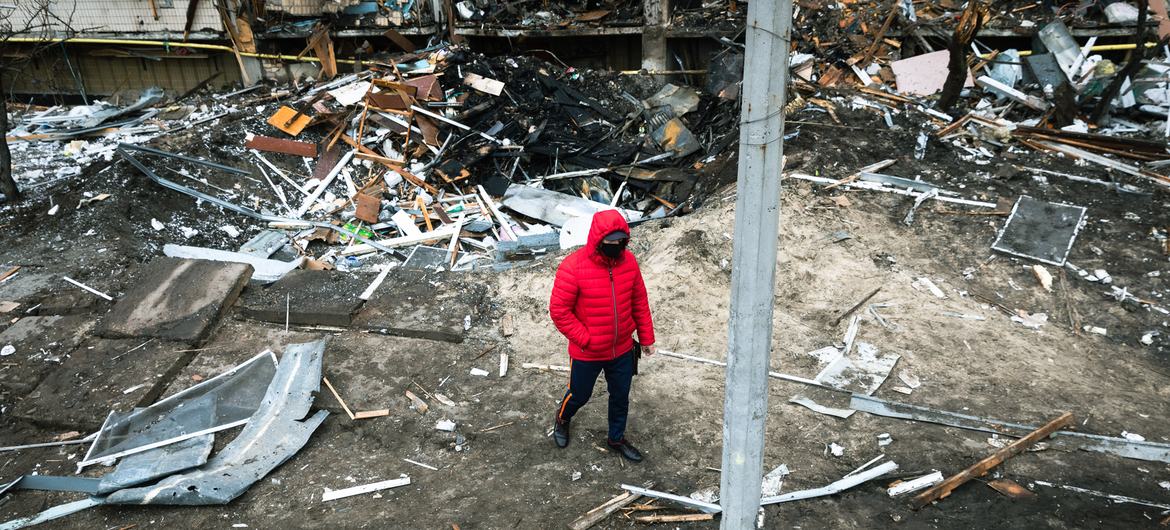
[0,315,95,396]
[354,271,483,343]
[96,258,253,345]
[238,270,369,327]
[14,338,194,431]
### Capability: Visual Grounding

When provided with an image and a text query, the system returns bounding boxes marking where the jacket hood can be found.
[586,209,631,252]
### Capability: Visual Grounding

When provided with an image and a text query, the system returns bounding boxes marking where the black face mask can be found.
[599,239,628,259]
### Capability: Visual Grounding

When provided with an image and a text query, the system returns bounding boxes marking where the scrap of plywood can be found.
[890,50,974,96]
[266,106,313,136]
[463,73,505,96]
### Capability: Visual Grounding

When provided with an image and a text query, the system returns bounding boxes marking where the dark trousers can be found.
[556,348,635,442]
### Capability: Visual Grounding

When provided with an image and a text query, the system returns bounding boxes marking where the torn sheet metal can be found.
[80,350,278,469]
[105,340,329,505]
[117,144,407,261]
[97,434,214,494]
[3,475,101,495]
[620,484,722,514]
[850,394,1170,464]
[991,195,1086,266]
[163,244,304,283]
[501,185,643,228]
[239,230,290,258]
[643,83,701,117]
[814,342,900,395]
[0,498,103,530]
[762,461,899,505]
[789,396,856,419]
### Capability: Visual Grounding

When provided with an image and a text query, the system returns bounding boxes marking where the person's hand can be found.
[641,344,657,357]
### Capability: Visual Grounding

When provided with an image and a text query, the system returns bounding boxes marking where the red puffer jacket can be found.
[549,209,655,362]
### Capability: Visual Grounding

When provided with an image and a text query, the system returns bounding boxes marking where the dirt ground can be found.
[2,88,1170,528]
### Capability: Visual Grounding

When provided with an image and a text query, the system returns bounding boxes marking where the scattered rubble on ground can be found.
[3,1,1170,528]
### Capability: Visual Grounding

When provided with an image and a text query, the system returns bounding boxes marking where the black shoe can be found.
[553,419,570,448]
[607,438,643,462]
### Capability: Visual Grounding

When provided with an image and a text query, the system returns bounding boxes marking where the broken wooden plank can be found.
[245,135,318,158]
[621,485,721,514]
[322,476,410,501]
[383,28,416,52]
[823,159,896,190]
[322,376,357,420]
[340,225,460,256]
[405,390,428,414]
[831,286,882,327]
[521,363,570,372]
[500,314,515,337]
[568,489,646,530]
[633,513,715,523]
[352,409,390,419]
[911,412,1074,509]
[0,266,20,283]
[322,376,387,420]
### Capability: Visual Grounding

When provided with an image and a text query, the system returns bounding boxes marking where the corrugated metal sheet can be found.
[4,45,241,96]
[7,0,222,34]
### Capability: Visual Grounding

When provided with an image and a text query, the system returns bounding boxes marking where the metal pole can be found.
[719,0,792,527]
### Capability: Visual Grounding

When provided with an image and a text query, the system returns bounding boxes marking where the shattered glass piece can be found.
[991,195,1087,266]
[81,350,278,468]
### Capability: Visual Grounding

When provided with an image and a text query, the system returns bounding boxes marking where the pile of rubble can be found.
[7,43,737,277]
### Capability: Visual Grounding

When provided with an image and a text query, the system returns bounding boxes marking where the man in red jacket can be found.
[549,209,656,462]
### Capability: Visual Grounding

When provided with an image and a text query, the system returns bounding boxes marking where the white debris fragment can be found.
[47,204,59,216]
[463,315,471,330]
[887,471,944,497]
[761,464,790,497]
[913,277,947,299]
[179,226,199,238]
[469,367,489,377]
[898,371,921,389]
[689,486,719,504]
[1011,311,1048,329]
[151,218,165,231]
[877,433,893,447]
[571,471,582,481]
[220,225,241,238]
[1121,431,1146,442]
[827,443,845,457]
[121,383,147,395]
[0,345,14,357]
[1159,481,1169,490]
[435,419,456,432]
[1082,325,1108,336]
[891,387,913,395]
[1141,332,1157,345]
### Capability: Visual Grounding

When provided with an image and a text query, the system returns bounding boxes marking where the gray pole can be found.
[719,0,792,527]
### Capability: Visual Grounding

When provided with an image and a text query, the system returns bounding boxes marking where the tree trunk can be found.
[0,76,19,203]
